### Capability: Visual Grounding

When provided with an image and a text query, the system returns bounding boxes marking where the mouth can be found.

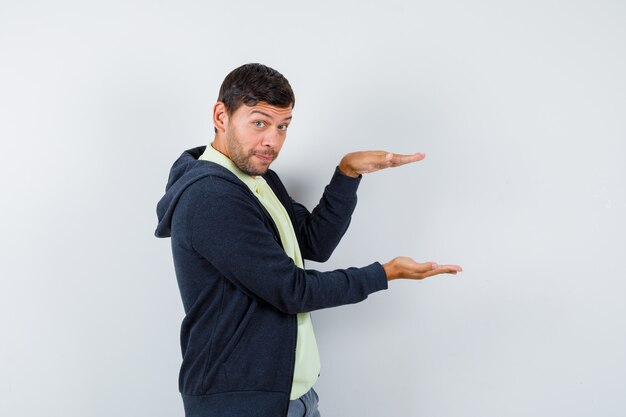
[253,153,274,162]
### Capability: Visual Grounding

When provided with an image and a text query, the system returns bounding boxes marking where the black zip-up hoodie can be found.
[155,146,388,417]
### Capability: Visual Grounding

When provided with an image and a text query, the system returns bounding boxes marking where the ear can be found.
[213,102,228,133]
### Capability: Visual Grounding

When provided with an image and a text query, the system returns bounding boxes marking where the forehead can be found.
[236,102,293,120]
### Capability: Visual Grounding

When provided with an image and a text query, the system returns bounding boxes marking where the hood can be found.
[154,145,239,238]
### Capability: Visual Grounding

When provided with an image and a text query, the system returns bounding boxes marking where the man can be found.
[155,63,462,417]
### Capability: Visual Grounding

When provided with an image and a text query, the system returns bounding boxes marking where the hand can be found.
[383,256,463,281]
[338,151,425,178]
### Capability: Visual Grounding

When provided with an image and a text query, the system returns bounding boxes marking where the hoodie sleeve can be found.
[190,189,388,315]
[290,167,362,262]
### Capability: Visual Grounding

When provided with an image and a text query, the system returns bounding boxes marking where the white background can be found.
[1,1,625,416]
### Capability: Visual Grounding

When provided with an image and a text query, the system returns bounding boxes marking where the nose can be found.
[260,129,282,148]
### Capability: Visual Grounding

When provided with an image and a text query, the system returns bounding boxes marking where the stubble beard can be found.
[226,130,277,176]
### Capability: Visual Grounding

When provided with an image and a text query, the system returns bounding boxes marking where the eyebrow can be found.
[249,110,292,122]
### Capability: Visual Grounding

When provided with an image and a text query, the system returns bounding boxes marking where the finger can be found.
[434,264,463,272]
[390,152,425,167]
[415,265,463,279]
[431,265,463,276]
[409,261,439,273]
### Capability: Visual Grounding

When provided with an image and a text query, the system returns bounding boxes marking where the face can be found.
[218,102,292,176]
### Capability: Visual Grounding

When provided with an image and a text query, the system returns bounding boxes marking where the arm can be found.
[191,190,388,315]
[291,167,362,262]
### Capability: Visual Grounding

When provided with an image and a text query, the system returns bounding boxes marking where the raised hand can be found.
[383,256,462,281]
[338,151,426,178]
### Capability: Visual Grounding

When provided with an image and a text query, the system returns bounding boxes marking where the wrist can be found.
[338,159,360,178]
[382,259,397,281]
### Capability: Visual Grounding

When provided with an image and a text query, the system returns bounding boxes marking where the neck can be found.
[211,137,229,157]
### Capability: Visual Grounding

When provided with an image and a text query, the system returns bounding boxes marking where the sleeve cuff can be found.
[364,261,389,293]
[327,166,362,196]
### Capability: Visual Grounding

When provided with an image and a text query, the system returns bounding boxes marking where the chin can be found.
[252,162,273,175]
[243,166,269,176]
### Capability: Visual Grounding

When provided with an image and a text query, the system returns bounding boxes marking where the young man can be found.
[155,63,462,417]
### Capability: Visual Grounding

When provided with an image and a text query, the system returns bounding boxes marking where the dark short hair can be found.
[217,63,295,114]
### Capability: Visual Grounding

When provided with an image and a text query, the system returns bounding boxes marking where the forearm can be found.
[294,166,362,261]
[192,190,388,314]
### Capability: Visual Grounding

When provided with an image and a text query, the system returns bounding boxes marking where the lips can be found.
[254,153,274,162]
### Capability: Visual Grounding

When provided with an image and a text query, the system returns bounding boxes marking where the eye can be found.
[254,121,266,128]
[278,124,289,131]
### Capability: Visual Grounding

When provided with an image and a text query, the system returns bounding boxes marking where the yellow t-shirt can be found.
[199,143,320,400]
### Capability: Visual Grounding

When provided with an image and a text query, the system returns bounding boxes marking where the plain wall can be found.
[1,1,625,416]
